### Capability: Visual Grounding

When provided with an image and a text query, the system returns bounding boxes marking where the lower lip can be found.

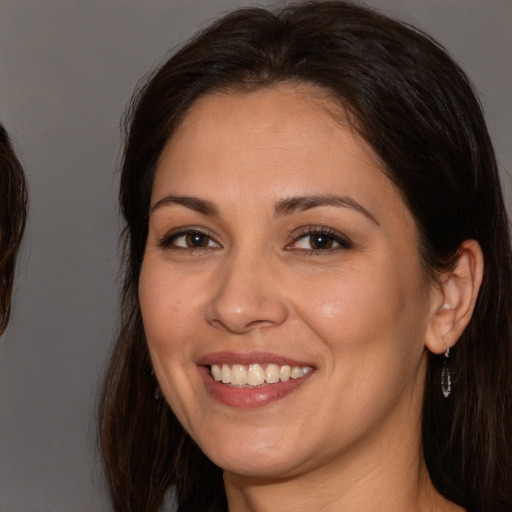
[198,366,314,408]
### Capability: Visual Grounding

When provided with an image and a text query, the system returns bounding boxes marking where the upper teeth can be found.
[210,363,313,387]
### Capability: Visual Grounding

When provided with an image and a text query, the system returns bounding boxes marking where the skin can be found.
[139,84,471,511]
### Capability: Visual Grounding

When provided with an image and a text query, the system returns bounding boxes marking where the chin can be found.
[202,436,313,480]
[218,457,301,480]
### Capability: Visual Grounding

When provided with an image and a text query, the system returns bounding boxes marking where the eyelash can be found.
[287,226,353,254]
[158,229,220,251]
[158,226,353,254]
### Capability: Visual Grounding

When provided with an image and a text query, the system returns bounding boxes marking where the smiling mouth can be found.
[210,363,313,387]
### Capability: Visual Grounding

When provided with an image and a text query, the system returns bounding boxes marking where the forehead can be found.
[154,84,388,197]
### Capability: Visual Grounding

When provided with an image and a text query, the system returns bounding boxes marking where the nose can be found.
[205,252,288,334]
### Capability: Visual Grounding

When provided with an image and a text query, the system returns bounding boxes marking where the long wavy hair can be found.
[0,124,27,334]
[98,2,512,511]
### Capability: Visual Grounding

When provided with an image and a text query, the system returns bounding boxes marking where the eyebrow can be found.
[151,193,379,225]
[274,195,379,225]
[151,195,220,216]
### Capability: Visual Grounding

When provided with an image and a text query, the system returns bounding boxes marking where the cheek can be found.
[138,258,207,428]
[139,259,201,361]
[293,256,426,361]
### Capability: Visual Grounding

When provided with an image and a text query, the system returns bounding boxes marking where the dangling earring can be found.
[150,369,162,401]
[441,347,452,398]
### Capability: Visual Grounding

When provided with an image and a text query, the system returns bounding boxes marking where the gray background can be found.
[0,1,510,511]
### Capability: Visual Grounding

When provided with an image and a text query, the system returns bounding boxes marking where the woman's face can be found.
[139,85,434,480]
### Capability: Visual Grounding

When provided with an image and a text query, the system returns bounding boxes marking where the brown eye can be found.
[290,228,353,252]
[294,232,339,251]
[185,232,210,247]
[161,230,220,249]
[309,233,335,250]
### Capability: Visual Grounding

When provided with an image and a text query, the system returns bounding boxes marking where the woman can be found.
[99,1,512,511]
[0,124,27,334]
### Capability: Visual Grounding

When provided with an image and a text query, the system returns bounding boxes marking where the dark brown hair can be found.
[0,124,27,334]
[98,2,512,511]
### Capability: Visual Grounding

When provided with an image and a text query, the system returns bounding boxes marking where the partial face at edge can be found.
[139,85,433,479]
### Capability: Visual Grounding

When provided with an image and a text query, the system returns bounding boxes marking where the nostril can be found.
[206,293,289,333]
[246,319,278,329]
[208,316,284,334]
[205,267,289,333]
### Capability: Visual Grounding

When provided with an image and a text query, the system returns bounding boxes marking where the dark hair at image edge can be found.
[98,2,512,511]
[0,124,27,335]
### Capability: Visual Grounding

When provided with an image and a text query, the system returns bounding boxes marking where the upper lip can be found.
[196,351,314,367]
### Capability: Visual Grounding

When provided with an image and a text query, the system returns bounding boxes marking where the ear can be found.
[425,239,484,355]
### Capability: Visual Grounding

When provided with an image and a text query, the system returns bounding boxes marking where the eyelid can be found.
[158,226,222,249]
[286,226,353,252]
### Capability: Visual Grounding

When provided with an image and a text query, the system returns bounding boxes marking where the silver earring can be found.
[441,347,452,398]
